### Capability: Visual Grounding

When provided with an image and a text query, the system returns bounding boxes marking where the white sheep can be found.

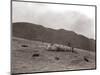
[47,43,58,50]
[47,43,68,51]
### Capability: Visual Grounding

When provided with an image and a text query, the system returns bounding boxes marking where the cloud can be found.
[12,1,95,39]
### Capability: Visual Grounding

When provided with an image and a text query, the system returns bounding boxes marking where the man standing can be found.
[67,42,74,52]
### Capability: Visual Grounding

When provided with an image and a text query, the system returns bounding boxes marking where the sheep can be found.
[47,43,67,51]
[47,43,58,50]
[46,42,75,53]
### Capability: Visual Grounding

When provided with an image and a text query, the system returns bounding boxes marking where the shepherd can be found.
[67,42,74,52]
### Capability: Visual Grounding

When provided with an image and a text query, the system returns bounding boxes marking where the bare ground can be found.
[11,37,96,74]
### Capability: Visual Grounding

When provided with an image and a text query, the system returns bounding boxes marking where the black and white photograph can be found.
[11,0,96,74]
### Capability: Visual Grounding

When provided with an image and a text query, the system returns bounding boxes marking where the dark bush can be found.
[84,56,89,62]
[21,45,28,47]
[55,57,60,60]
[32,53,40,57]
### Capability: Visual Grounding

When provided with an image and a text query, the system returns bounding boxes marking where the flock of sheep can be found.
[44,42,90,62]
[46,42,74,52]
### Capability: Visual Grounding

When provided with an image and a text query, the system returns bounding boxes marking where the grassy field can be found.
[11,37,96,74]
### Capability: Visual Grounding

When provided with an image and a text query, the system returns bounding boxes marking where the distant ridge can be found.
[12,22,96,51]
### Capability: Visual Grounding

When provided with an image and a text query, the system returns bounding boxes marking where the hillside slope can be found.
[11,37,95,74]
[12,22,96,51]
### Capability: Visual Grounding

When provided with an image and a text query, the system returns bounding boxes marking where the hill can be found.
[11,37,95,74]
[12,22,96,51]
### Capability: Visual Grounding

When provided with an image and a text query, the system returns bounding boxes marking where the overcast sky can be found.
[12,1,95,39]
